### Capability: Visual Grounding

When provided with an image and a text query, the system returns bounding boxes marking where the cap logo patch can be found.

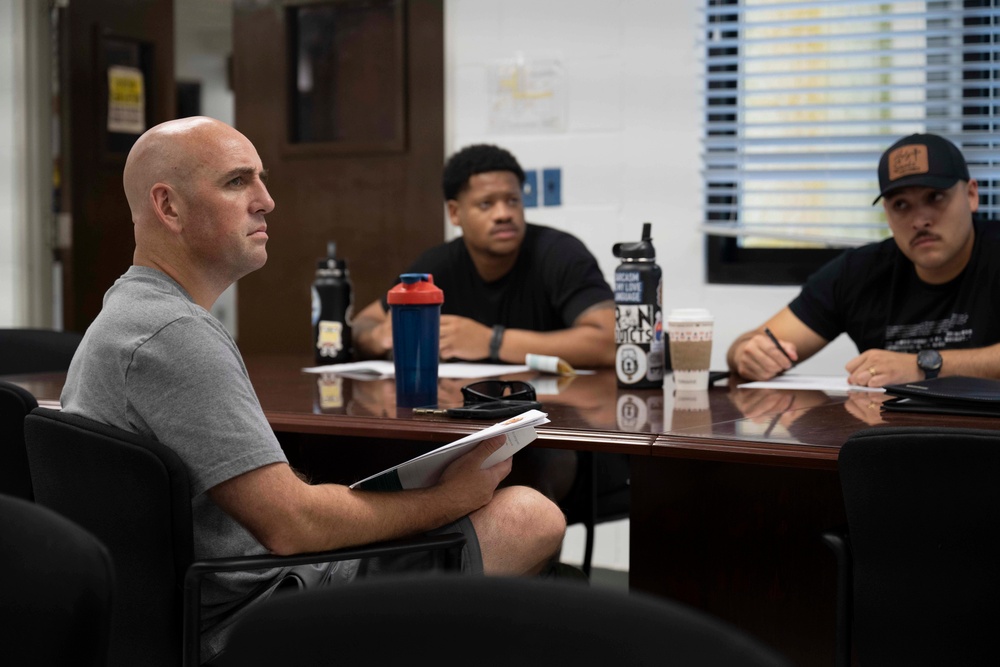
[888,145,929,180]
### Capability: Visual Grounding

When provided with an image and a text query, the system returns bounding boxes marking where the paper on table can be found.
[303,360,395,378]
[350,409,550,491]
[438,362,531,378]
[738,374,885,393]
[302,361,531,379]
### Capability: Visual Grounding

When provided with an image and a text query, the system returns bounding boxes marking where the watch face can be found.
[918,349,942,371]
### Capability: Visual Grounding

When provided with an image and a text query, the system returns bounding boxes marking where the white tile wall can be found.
[446,0,859,375]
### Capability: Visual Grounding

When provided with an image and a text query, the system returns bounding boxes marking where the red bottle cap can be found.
[387,273,444,305]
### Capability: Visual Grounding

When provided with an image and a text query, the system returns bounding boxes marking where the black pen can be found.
[764,327,796,368]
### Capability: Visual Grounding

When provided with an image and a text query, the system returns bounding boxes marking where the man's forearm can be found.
[352,300,392,359]
[847,342,1000,387]
[940,343,1000,379]
[255,480,477,556]
[500,326,615,367]
[496,302,616,367]
[315,484,472,549]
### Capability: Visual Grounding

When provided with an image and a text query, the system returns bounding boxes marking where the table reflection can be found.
[615,392,665,432]
[310,367,895,439]
[842,390,892,426]
[312,368,626,429]
[6,358,897,449]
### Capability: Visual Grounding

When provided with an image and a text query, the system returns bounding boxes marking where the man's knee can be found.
[472,486,565,575]
[495,485,566,546]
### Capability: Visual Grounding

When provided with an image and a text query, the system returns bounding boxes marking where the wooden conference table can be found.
[7,354,990,667]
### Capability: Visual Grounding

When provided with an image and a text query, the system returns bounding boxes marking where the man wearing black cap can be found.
[728,133,1000,387]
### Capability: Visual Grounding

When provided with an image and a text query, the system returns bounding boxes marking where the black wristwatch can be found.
[489,325,505,362]
[917,349,942,380]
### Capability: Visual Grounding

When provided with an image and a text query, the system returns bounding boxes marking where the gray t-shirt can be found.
[60,266,290,659]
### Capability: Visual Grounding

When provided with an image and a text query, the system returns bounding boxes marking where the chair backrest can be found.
[560,451,631,575]
[221,575,791,667]
[839,426,1000,665]
[24,408,195,667]
[562,451,632,525]
[0,328,83,375]
[0,493,115,666]
[0,381,38,499]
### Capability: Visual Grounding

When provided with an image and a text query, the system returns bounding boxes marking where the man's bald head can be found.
[123,116,273,306]
[123,116,238,224]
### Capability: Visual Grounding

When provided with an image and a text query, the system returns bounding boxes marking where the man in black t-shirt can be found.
[354,144,615,367]
[354,145,617,506]
[728,133,1000,387]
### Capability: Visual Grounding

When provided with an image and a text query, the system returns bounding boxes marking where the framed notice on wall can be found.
[97,30,154,160]
[107,65,145,134]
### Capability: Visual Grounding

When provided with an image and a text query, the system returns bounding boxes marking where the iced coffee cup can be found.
[667,308,714,391]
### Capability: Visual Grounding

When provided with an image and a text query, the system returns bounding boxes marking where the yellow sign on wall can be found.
[107,65,145,134]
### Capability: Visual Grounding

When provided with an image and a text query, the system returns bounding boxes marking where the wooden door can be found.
[62,0,175,332]
[232,0,445,354]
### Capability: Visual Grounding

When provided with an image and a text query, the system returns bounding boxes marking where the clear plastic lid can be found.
[667,308,713,323]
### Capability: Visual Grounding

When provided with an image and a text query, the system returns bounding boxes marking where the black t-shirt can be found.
[381,223,613,332]
[789,218,1000,353]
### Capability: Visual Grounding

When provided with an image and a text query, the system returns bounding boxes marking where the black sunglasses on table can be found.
[461,380,537,405]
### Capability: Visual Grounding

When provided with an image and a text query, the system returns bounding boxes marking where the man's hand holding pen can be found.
[731,327,800,381]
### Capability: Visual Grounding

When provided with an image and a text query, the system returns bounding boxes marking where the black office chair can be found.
[561,451,631,576]
[24,407,466,667]
[0,381,37,499]
[0,493,115,666]
[0,328,83,375]
[823,426,1000,667]
[221,574,791,666]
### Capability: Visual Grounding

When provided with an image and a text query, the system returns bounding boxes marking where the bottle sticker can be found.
[310,287,321,325]
[616,343,648,384]
[615,271,643,303]
[651,310,664,351]
[616,393,649,431]
[615,305,655,344]
[316,320,344,358]
[317,373,343,409]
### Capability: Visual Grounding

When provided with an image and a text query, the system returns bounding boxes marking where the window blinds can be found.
[700,0,1000,248]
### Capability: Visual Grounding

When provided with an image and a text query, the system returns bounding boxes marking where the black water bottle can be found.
[613,222,666,388]
[311,241,353,365]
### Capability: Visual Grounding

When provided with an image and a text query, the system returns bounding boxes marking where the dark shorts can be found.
[274,515,482,593]
[206,519,481,664]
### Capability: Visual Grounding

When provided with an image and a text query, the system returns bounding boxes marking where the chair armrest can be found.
[182,532,466,667]
[821,527,852,667]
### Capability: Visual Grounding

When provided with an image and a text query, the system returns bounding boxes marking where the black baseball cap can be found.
[873,133,970,205]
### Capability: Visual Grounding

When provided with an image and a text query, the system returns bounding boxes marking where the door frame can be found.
[5,0,55,327]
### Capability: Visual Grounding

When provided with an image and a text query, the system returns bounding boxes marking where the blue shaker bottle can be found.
[387,273,444,408]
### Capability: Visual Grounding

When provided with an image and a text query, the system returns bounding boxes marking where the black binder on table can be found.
[882,376,1000,417]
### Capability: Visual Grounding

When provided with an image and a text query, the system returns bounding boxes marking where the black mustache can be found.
[911,231,939,246]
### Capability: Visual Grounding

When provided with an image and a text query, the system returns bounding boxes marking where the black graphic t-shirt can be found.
[789,218,1000,354]
[380,223,613,338]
